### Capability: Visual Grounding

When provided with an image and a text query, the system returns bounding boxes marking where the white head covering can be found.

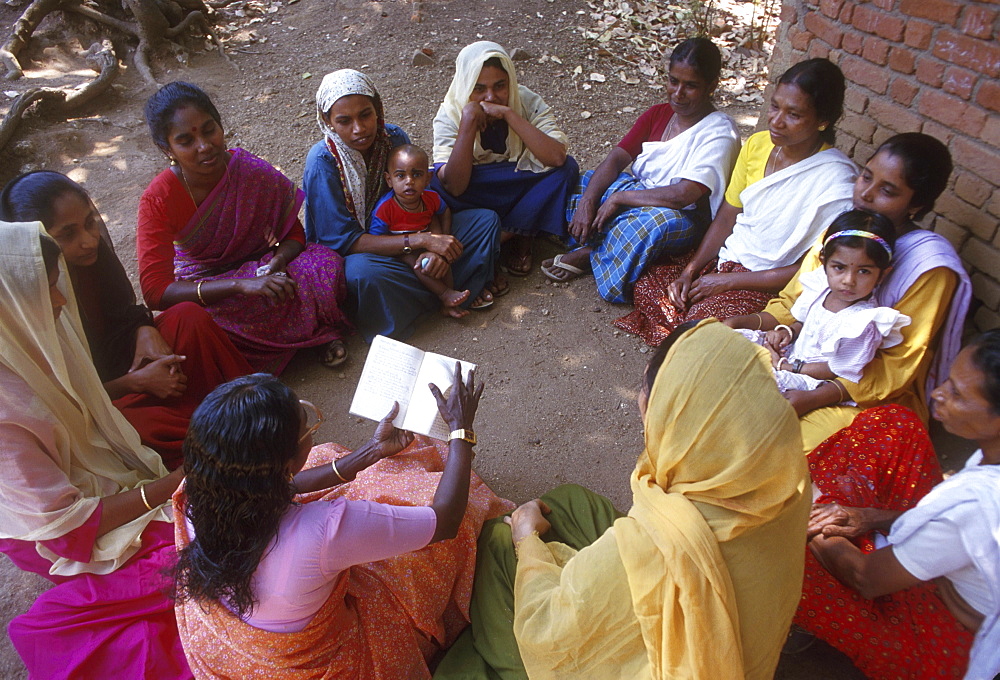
[0,220,169,576]
[432,41,567,173]
[315,69,391,225]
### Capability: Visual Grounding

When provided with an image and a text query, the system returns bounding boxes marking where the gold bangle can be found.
[753,313,762,331]
[826,379,848,402]
[196,280,206,306]
[331,459,349,483]
[139,484,154,512]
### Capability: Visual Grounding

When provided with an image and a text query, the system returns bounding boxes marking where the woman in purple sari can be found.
[137,82,351,374]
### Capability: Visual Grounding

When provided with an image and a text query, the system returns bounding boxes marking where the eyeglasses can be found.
[299,399,324,443]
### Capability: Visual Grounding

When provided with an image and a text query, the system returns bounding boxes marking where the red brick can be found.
[790,26,814,51]
[804,11,844,48]
[934,216,968,248]
[842,31,864,55]
[937,192,998,241]
[986,188,1000,219]
[971,272,1000,310]
[961,6,997,40]
[900,0,963,25]
[961,238,1000,276]
[974,307,1000,334]
[955,172,992,208]
[981,116,1000,149]
[853,141,877,165]
[818,0,843,20]
[862,37,890,65]
[976,80,1000,114]
[916,55,945,87]
[871,0,893,10]
[808,41,831,59]
[841,113,877,143]
[952,136,1000,182]
[932,29,1000,78]
[922,120,955,145]
[840,55,891,94]
[853,5,907,40]
[844,88,868,114]
[918,89,988,136]
[839,3,854,23]
[868,98,924,134]
[780,4,798,23]
[888,47,916,74]
[890,78,919,106]
[942,66,976,100]
[872,126,896,149]
[904,20,935,49]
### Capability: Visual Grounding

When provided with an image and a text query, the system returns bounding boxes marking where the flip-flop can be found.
[320,339,348,369]
[470,296,495,310]
[541,253,587,283]
[501,251,532,277]
[490,278,511,298]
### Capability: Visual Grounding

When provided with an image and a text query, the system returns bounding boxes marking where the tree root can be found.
[2,0,67,80]
[0,40,119,151]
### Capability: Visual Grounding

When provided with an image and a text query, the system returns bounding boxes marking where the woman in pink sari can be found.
[0,221,189,678]
[137,82,351,374]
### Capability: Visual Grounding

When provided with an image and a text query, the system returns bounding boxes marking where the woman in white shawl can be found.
[543,38,741,304]
[616,58,857,346]
[800,329,1000,679]
[432,40,578,282]
[0,221,189,678]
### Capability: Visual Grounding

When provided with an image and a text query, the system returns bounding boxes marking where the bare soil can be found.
[0,1,974,677]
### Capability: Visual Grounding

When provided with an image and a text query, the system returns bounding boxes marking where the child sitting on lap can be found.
[726,210,910,408]
[370,144,471,318]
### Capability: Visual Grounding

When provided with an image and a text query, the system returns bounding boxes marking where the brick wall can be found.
[764,0,1000,331]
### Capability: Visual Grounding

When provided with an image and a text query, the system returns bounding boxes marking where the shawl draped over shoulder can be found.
[513,321,810,679]
[0,221,169,577]
[432,41,567,174]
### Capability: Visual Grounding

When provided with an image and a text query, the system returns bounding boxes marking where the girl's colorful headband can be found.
[824,229,893,259]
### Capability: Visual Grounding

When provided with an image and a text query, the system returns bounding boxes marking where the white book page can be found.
[404,352,477,440]
[348,335,425,428]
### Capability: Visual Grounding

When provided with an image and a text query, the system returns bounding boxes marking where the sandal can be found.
[501,250,532,277]
[490,276,511,298]
[541,253,588,283]
[470,291,495,310]
[320,339,348,369]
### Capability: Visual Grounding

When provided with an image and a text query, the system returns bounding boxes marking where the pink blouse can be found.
[202,498,437,632]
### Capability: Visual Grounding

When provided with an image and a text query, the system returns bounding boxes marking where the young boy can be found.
[370,144,471,317]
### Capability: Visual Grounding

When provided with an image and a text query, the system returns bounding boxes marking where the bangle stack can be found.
[826,379,849,402]
[774,324,794,341]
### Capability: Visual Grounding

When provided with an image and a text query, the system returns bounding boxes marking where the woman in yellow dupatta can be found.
[434,320,810,679]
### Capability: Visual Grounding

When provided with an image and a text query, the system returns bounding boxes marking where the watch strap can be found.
[449,428,476,445]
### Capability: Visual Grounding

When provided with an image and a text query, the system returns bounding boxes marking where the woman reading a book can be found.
[434,320,810,679]
[171,368,513,678]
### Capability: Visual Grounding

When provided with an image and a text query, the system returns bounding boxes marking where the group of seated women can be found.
[0,33,993,680]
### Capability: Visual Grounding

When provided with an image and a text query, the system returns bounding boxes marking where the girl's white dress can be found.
[739,268,911,398]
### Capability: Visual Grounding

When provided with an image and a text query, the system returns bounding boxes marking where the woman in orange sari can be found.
[172,368,512,678]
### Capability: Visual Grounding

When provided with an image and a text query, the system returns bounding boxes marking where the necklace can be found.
[662,114,680,141]
[176,165,196,204]
[766,138,824,176]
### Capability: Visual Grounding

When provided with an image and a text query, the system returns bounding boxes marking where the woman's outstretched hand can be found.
[505,499,552,545]
[429,363,483,431]
[808,502,874,540]
[368,402,414,459]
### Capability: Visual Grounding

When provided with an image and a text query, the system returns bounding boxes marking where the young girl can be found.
[727,210,910,410]
[369,144,473,316]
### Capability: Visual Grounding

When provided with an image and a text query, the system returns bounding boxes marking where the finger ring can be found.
[273,271,288,277]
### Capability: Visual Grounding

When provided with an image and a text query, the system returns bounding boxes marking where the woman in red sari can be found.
[0,171,252,469]
[138,82,351,373]
[795,333,1000,678]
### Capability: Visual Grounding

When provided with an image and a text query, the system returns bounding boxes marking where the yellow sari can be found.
[513,321,811,679]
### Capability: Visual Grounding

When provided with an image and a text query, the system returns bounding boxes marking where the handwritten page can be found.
[406,353,477,440]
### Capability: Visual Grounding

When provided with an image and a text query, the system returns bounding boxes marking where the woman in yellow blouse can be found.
[739,132,971,454]
[433,320,810,679]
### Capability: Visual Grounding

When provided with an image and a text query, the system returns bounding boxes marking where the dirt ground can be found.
[0,0,976,677]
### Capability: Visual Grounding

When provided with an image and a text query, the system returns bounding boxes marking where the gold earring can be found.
[169,157,177,166]
[818,124,828,131]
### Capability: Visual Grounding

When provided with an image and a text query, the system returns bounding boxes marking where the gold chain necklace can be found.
[176,165,196,204]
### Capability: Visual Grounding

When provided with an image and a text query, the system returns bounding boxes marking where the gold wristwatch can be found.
[449,428,477,445]
[402,234,412,254]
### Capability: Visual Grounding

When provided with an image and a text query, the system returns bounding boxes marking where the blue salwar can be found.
[431,157,580,238]
[567,170,708,304]
[304,124,501,342]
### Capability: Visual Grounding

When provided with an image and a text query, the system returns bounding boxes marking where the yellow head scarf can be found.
[0,221,169,576]
[616,320,808,677]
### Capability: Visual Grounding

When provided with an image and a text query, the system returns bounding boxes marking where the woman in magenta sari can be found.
[137,82,351,373]
[0,221,189,678]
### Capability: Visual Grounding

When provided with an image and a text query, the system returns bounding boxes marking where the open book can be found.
[349,335,477,441]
